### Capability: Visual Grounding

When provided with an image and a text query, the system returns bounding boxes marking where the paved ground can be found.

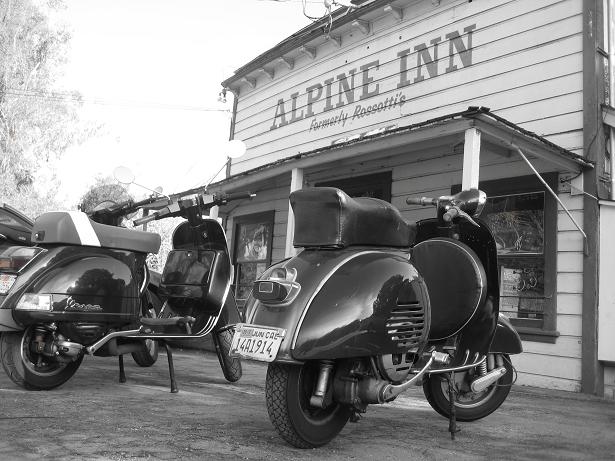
[1,348,614,461]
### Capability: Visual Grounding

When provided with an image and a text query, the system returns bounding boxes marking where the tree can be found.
[0,0,95,218]
[78,176,131,213]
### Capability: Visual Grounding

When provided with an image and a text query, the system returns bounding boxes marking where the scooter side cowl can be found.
[7,246,141,327]
[245,248,431,362]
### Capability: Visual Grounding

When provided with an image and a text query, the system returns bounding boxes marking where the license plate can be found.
[230,324,286,362]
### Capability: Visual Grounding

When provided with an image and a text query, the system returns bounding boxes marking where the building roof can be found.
[210,106,593,192]
[221,0,391,90]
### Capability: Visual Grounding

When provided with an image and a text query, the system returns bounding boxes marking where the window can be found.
[316,171,392,202]
[232,211,275,306]
[453,174,558,343]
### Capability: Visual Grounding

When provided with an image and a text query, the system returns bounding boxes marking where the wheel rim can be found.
[439,372,498,409]
[19,327,69,377]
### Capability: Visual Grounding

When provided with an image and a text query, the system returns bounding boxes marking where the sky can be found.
[51,0,321,205]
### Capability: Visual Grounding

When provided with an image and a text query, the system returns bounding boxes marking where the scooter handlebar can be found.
[133,213,157,226]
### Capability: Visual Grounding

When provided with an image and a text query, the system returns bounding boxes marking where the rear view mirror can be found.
[113,166,135,185]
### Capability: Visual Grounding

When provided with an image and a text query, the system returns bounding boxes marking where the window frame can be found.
[453,173,559,343]
[231,211,275,307]
[315,171,392,202]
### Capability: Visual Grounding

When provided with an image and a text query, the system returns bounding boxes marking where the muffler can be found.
[470,366,507,392]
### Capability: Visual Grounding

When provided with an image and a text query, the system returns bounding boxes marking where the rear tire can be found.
[265,362,351,448]
[423,353,514,422]
[213,328,242,382]
[0,329,83,390]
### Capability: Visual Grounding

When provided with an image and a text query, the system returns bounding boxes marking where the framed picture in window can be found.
[232,211,275,304]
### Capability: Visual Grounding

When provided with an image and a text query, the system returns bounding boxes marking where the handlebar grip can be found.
[442,207,460,222]
[133,214,158,226]
[222,192,255,202]
[406,197,437,206]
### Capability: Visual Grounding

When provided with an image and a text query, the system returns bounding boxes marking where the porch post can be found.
[462,128,481,190]
[285,168,304,257]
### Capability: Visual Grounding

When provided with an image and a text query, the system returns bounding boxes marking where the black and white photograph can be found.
[1,1,615,460]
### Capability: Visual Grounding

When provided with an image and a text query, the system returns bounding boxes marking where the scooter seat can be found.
[32,211,161,254]
[290,187,415,248]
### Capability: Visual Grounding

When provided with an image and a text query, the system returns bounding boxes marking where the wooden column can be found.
[462,127,481,190]
[285,168,304,257]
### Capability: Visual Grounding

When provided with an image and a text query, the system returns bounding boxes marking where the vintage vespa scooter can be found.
[230,187,522,448]
[0,185,253,391]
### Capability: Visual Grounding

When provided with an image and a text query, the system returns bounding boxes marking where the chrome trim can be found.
[380,351,444,401]
[86,329,141,354]
[427,353,486,375]
[290,251,380,350]
[140,263,149,294]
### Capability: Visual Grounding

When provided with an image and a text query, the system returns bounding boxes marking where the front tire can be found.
[265,362,351,448]
[423,353,514,422]
[0,329,83,390]
[212,328,242,382]
[132,299,160,367]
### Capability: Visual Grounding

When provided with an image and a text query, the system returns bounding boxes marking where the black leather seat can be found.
[32,211,161,254]
[290,187,415,248]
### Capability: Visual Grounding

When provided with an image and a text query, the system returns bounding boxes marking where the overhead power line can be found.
[3,88,230,112]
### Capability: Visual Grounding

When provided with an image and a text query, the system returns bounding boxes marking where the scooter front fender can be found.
[245,248,430,362]
[490,313,523,354]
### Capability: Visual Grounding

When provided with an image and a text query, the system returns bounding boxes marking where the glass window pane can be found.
[480,192,545,255]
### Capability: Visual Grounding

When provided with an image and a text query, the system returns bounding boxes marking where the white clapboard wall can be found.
[226,0,585,392]
[229,0,583,174]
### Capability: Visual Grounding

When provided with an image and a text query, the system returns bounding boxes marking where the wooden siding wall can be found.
[230,0,584,174]
[226,146,584,392]
[226,0,586,392]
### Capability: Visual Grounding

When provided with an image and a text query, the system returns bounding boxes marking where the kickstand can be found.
[447,371,460,440]
[163,341,178,393]
[118,354,126,383]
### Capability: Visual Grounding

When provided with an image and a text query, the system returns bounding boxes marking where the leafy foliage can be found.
[0,0,96,217]
[78,176,131,213]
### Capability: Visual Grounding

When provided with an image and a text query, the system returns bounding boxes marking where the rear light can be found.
[0,246,44,272]
[16,293,52,311]
[252,267,300,305]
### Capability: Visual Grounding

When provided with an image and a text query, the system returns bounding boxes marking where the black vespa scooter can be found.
[0,189,252,391]
[230,187,522,448]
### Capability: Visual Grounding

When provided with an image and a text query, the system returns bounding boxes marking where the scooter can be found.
[230,187,523,448]
[0,187,253,391]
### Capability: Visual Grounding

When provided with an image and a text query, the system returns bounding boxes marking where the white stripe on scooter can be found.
[68,211,101,247]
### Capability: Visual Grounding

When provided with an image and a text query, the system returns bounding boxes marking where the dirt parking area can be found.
[1,349,614,461]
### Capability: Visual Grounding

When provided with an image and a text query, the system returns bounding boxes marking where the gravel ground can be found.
[1,348,614,461]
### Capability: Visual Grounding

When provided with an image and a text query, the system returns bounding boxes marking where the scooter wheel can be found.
[265,362,351,449]
[213,328,242,383]
[422,353,514,422]
[0,330,83,391]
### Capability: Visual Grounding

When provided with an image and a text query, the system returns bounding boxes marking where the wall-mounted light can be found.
[218,88,227,103]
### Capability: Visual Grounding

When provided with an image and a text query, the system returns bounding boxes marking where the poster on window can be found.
[480,192,545,255]
[236,222,271,263]
[499,263,545,321]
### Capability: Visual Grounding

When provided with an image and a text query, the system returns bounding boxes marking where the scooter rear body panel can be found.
[245,247,431,362]
[6,245,142,327]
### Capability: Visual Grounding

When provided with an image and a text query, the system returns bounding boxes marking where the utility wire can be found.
[3,88,229,112]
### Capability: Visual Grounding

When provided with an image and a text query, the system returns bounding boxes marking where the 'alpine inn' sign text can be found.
[270,24,476,132]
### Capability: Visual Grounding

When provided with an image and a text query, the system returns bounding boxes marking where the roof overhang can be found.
[210,107,593,192]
